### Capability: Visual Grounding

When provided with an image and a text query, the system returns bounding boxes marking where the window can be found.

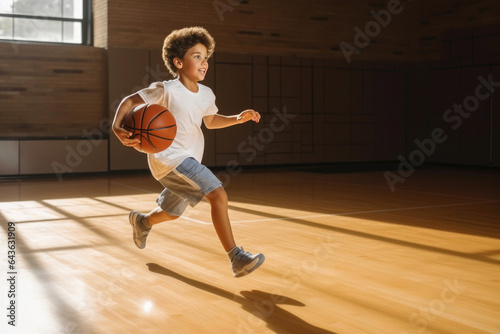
[0,0,91,45]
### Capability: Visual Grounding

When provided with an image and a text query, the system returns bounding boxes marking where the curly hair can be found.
[162,27,215,77]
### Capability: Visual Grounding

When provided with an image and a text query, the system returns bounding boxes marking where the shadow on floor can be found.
[147,263,337,334]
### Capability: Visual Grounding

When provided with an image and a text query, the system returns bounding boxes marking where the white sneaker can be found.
[129,211,151,249]
[229,246,265,277]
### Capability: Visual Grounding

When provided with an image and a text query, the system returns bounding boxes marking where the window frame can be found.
[0,0,92,45]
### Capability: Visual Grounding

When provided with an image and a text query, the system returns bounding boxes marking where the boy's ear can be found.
[173,57,183,70]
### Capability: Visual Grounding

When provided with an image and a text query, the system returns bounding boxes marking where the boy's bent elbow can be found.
[114,94,145,122]
[121,93,145,113]
[128,93,145,106]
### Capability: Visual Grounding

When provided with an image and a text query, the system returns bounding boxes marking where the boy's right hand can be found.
[112,93,145,152]
[113,126,141,151]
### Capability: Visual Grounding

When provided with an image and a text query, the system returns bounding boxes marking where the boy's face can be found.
[175,43,208,82]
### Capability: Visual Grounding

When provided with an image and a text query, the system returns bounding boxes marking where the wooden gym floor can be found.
[0,166,499,334]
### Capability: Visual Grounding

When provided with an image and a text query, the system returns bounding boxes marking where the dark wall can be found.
[204,56,409,168]
[2,1,500,176]
[407,24,500,167]
[106,50,409,171]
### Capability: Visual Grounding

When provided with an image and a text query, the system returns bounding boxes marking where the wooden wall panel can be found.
[424,69,461,164]
[350,70,363,115]
[373,71,406,161]
[253,64,268,97]
[325,68,350,115]
[100,0,498,170]
[351,69,374,161]
[281,66,301,98]
[19,139,108,175]
[417,0,500,60]
[407,61,499,167]
[0,141,19,175]
[107,47,150,171]
[492,66,500,167]
[303,66,324,163]
[474,33,500,66]
[406,68,429,153]
[0,42,106,138]
[362,70,375,115]
[102,0,500,62]
[214,62,253,165]
[459,66,491,165]
[104,0,418,62]
[351,144,374,161]
[3,1,500,177]
[325,145,350,162]
[268,66,281,98]
[192,53,411,167]
[324,68,350,161]
[300,66,315,161]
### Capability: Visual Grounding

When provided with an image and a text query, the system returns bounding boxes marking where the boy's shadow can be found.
[147,263,337,334]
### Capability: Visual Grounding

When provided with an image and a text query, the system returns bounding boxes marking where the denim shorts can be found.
[156,157,222,217]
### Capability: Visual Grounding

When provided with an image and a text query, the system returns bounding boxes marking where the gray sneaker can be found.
[230,246,265,277]
[129,211,151,249]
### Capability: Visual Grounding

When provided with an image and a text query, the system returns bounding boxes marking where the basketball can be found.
[123,103,177,154]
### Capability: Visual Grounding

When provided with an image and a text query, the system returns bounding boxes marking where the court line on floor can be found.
[183,200,499,225]
[332,180,494,202]
[110,180,499,225]
[181,216,211,225]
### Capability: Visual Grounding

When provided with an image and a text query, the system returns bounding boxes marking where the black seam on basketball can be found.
[146,133,166,152]
[141,131,175,140]
[145,107,175,152]
[123,110,137,134]
[139,104,149,151]
[143,104,162,152]
[145,109,154,151]
[147,109,170,128]
[142,133,159,152]
[140,126,175,139]
[132,109,136,133]
[147,124,177,131]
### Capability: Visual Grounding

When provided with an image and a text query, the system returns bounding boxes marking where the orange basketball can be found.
[123,103,177,154]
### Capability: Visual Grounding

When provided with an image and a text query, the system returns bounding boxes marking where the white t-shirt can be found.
[137,79,218,179]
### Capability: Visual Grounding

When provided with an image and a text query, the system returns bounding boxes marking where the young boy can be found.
[112,27,265,277]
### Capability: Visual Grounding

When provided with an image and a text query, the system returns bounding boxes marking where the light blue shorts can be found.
[156,157,222,217]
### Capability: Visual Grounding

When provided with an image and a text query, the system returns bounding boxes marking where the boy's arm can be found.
[203,109,260,129]
[112,93,145,149]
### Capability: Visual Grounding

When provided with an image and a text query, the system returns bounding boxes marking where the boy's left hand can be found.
[237,109,261,124]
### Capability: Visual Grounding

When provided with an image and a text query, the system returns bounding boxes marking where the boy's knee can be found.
[206,187,227,205]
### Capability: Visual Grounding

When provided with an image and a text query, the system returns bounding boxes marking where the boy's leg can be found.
[129,189,185,249]
[129,207,179,249]
[204,187,236,252]
[162,157,264,276]
[205,187,265,277]
[146,206,179,225]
